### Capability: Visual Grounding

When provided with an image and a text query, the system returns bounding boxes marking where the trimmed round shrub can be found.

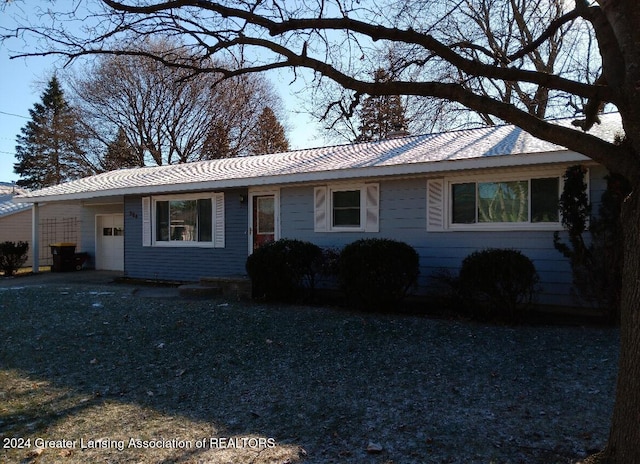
[338,238,419,310]
[458,248,539,321]
[246,239,322,301]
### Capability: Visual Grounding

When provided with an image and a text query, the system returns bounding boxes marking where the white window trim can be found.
[442,168,581,232]
[328,184,367,231]
[149,192,224,248]
[317,182,379,233]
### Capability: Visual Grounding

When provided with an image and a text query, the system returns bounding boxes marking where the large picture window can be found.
[156,199,212,242]
[450,176,560,227]
[144,193,224,247]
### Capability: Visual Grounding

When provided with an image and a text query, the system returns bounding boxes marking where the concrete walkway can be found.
[0,270,181,298]
[0,269,124,287]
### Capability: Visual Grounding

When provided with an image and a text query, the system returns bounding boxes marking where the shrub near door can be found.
[245,239,323,301]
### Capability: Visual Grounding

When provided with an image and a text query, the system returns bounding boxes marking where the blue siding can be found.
[280,173,608,307]
[120,165,609,307]
[124,189,248,281]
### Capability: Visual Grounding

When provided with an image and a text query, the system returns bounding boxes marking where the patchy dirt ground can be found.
[0,272,619,463]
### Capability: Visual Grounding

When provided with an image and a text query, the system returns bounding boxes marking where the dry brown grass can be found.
[0,277,618,463]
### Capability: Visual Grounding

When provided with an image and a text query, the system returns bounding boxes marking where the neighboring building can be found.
[14,114,620,305]
[1,182,82,268]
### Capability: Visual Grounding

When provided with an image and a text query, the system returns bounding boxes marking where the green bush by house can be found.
[338,238,419,311]
[0,241,29,276]
[246,239,323,301]
[458,248,539,321]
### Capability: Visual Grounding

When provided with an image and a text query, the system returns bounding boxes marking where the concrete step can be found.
[178,283,223,299]
[198,276,251,299]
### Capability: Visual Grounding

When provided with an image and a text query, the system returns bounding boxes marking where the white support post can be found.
[31,202,40,273]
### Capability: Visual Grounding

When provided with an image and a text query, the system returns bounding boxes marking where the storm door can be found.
[251,194,276,251]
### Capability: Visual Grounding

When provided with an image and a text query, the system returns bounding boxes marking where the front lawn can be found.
[0,280,618,463]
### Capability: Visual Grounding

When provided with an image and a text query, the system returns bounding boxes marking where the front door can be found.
[96,214,124,271]
[252,194,276,251]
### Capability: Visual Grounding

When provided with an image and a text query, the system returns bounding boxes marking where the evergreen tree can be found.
[201,121,234,159]
[14,76,89,189]
[249,107,289,155]
[356,69,407,142]
[101,128,140,171]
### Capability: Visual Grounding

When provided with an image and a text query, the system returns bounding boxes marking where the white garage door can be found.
[96,214,124,271]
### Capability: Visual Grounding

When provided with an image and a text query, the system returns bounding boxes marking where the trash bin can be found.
[50,242,77,272]
[73,252,89,271]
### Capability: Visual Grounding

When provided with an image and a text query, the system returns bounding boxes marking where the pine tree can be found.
[201,121,234,159]
[356,69,407,142]
[249,107,289,155]
[101,128,140,171]
[14,76,89,189]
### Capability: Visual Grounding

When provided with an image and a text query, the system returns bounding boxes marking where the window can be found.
[142,193,224,247]
[448,175,561,228]
[332,189,361,228]
[156,199,212,242]
[478,180,529,223]
[256,196,275,234]
[314,183,379,232]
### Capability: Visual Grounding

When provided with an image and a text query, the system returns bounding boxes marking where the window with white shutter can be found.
[142,197,151,246]
[364,183,380,232]
[213,192,225,248]
[426,179,444,231]
[315,183,380,232]
[146,192,226,247]
[437,167,568,231]
[314,186,328,232]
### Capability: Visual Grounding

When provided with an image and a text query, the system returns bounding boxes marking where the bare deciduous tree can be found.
[69,38,283,166]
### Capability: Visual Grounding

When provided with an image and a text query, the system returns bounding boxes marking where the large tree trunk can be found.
[589,185,640,464]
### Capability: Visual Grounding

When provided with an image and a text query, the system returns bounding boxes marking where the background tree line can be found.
[14,39,289,189]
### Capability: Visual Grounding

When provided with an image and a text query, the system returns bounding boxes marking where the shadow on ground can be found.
[0,271,620,463]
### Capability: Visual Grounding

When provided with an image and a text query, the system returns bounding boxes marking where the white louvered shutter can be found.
[314,186,328,232]
[142,197,151,246]
[364,183,380,232]
[213,192,225,248]
[427,179,445,231]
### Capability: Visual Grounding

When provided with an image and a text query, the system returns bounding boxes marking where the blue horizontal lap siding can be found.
[279,177,578,306]
[124,190,249,282]
[121,164,607,305]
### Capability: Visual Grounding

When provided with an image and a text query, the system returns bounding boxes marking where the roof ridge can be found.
[99,112,621,175]
[14,112,621,202]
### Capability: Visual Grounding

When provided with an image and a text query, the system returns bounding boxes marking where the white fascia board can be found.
[14,150,591,203]
[239,150,592,185]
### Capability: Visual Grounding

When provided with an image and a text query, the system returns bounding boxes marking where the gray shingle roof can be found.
[0,196,31,218]
[0,183,30,217]
[15,113,621,202]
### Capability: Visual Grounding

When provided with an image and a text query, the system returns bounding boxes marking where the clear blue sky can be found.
[0,43,56,183]
[0,4,320,185]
